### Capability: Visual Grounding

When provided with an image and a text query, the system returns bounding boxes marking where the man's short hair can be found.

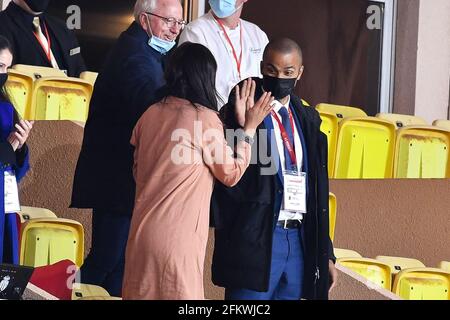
[134,0,158,21]
[263,38,303,62]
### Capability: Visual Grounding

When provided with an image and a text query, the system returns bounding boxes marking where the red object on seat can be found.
[29,259,77,300]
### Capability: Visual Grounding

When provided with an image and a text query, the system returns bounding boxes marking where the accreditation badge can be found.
[4,170,20,213]
[283,171,306,214]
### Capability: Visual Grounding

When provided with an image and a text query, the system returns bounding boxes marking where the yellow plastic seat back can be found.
[80,71,99,86]
[5,69,34,118]
[72,284,110,300]
[18,206,57,223]
[30,77,93,121]
[319,111,338,177]
[433,120,450,131]
[334,248,362,259]
[394,126,450,178]
[375,256,426,274]
[316,103,367,122]
[334,117,396,178]
[439,261,450,272]
[329,193,336,242]
[12,64,67,80]
[338,257,392,290]
[20,218,84,267]
[376,113,427,129]
[393,268,450,300]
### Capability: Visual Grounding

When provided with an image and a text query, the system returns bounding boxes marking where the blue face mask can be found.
[145,15,176,54]
[209,0,239,18]
[148,36,176,55]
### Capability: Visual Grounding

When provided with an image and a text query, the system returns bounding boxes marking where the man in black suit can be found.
[0,0,86,77]
[211,38,338,300]
[70,0,185,297]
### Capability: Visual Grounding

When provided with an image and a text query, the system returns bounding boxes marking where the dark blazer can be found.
[70,22,167,215]
[0,2,86,77]
[211,78,335,300]
[0,101,30,263]
[0,101,29,180]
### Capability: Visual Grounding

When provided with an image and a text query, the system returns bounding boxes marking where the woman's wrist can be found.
[243,126,256,138]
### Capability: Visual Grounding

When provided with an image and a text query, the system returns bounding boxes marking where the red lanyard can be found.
[271,108,297,168]
[215,17,243,79]
[33,21,52,64]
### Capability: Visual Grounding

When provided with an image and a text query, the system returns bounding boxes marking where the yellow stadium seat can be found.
[433,120,450,131]
[20,218,84,268]
[30,77,93,121]
[393,268,450,300]
[301,99,310,107]
[18,206,57,223]
[316,103,367,122]
[439,261,450,272]
[375,256,426,274]
[72,284,111,300]
[338,258,392,290]
[334,248,362,259]
[80,71,99,86]
[394,126,450,178]
[376,113,427,129]
[319,111,338,177]
[12,64,67,80]
[334,117,396,178]
[5,69,34,118]
[329,193,336,242]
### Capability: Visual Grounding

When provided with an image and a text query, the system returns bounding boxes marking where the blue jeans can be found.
[78,209,131,297]
[225,226,304,300]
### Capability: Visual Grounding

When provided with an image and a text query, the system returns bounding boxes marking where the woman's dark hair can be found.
[0,35,20,125]
[163,42,222,111]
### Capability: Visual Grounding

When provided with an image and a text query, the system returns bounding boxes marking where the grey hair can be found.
[134,0,158,22]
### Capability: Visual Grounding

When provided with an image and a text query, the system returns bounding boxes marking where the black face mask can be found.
[0,73,8,89]
[24,0,50,13]
[262,75,297,100]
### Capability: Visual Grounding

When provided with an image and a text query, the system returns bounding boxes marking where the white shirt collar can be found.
[223,21,240,33]
[271,96,291,114]
[208,10,241,32]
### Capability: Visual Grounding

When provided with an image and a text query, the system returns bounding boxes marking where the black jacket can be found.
[211,78,335,300]
[0,2,85,77]
[70,22,167,215]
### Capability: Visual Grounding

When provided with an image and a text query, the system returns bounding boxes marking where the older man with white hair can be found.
[71,0,184,296]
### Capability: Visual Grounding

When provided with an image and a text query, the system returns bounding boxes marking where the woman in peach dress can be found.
[122,42,273,299]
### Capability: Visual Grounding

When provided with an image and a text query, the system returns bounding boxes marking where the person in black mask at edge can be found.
[211,38,338,300]
[0,0,86,77]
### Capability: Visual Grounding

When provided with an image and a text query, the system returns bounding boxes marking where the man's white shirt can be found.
[179,11,269,109]
[271,98,305,221]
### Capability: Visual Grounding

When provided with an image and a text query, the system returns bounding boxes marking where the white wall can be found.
[194,0,206,19]
[414,0,450,122]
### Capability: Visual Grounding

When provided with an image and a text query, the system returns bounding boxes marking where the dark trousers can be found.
[0,213,19,264]
[225,226,304,300]
[79,208,131,297]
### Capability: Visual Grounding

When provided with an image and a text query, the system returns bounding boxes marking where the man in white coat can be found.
[179,0,268,109]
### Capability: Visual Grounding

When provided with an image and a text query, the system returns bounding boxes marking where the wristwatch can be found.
[239,132,254,145]
[245,134,255,145]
